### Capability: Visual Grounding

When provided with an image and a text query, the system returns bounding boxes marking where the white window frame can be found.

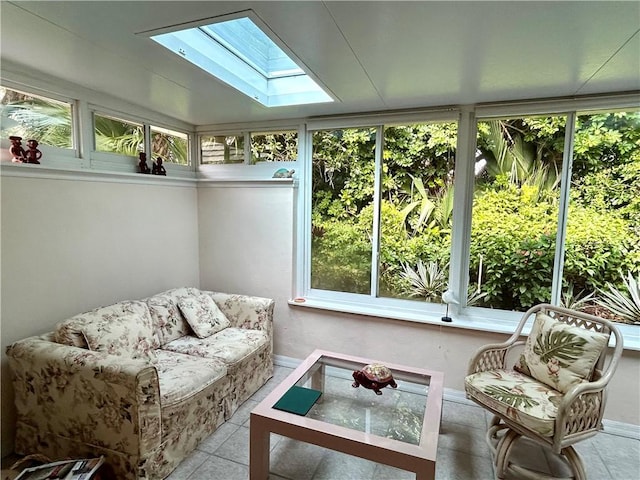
[0,81,79,168]
[90,107,194,177]
[197,121,302,180]
[293,96,640,348]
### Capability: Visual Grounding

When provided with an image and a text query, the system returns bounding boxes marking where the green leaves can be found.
[596,272,640,324]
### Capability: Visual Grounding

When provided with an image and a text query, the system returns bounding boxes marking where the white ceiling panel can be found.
[1,1,638,127]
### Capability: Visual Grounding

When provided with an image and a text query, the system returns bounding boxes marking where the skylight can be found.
[150,15,333,107]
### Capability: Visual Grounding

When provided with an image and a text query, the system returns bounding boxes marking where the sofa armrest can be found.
[6,334,162,457]
[205,291,274,337]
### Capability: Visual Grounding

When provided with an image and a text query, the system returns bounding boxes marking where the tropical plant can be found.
[400,260,448,302]
[596,271,640,324]
[560,284,595,311]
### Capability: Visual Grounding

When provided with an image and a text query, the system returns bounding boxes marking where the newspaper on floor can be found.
[14,456,104,480]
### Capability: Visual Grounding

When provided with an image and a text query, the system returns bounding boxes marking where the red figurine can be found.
[25,139,42,164]
[9,136,26,163]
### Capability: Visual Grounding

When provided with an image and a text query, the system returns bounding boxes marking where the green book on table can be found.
[273,385,322,415]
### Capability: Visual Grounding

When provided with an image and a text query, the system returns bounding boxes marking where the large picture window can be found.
[309,119,458,305]
[301,105,639,329]
[469,116,566,311]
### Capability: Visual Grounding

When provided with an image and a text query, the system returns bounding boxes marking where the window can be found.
[561,110,640,322]
[151,125,189,165]
[470,116,566,311]
[94,113,143,156]
[149,13,333,107]
[250,130,297,164]
[309,119,458,305]
[0,86,73,149]
[200,135,245,164]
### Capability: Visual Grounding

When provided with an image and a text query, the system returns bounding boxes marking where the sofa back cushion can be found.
[81,312,156,360]
[514,312,610,393]
[54,300,158,349]
[145,287,202,346]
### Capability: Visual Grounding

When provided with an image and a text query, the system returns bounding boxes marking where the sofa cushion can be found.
[514,312,609,393]
[54,300,158,349]
[146,287,202,346]
[152,350,227,406]
[178,295,230,338]
[465,369,562,437]
[163,328,269,366]
[81,312,156,360]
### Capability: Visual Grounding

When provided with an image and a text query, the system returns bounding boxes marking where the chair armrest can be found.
[467,340,525,375]
[6,335,162,457]
[205,291,275,337]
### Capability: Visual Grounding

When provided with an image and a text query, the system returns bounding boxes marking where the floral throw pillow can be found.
[81,313,156,360]
[514,312,609,393]
[178,295,230,338]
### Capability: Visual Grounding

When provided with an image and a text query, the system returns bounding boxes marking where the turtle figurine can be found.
[272,168,295,178]
[352,363,397,395]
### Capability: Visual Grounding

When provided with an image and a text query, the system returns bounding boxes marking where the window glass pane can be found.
[250,130,297,164]
[1,86,73,149]
[378,122,457,302]
[311,128,376,293]
[470,116,566,311]
[151,125,189,165]
[94,113,143,155]
[562,110,640,323]
[201,135,244,164]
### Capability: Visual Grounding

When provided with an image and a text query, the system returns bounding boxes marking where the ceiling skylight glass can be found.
[150,15,333,107]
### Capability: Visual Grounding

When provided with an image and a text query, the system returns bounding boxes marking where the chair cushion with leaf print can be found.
[465,368,562,437]
[514,312,609,393]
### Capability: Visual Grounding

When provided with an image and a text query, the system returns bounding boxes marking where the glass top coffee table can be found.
[250,349,444,479]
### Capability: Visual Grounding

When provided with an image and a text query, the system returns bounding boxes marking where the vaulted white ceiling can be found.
[1,1,639,127]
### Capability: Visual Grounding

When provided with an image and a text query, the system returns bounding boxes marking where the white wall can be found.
[198,182,640,427]
[1,173,200,454]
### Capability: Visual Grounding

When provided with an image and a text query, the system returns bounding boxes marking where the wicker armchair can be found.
[464,304,623,480]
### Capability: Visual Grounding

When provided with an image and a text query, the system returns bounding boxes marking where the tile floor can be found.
[166,365,640,480]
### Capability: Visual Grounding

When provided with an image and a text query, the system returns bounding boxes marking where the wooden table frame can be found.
[250,349,444,480]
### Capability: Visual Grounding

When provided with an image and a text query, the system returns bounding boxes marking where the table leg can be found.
[250,415,270,480]
[415,459,436,480]
[311,364,325,402]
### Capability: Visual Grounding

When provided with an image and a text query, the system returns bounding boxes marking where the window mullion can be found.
[449,108,477,310]
[370,125,384,298]
[551,112,576,306]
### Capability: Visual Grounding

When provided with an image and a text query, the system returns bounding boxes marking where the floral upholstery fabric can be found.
[6,289,275,479]
[152,350,227,405]
[54,300,158,349]
[145,287,201,346]
[514,312,609,393]
[81,312,156,360]
[465,369,562,437]
[178,294,230,338]
[164,327,269,365]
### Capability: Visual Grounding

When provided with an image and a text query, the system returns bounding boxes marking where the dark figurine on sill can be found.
[9,135,27,163]
[138,152,150,174]
[25,139,42,164]
[152,157,166,176]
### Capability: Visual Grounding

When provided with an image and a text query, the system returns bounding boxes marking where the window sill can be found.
[288,297,640,351]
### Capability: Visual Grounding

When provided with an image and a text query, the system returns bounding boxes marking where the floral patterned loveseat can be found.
[6,287,274,479]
